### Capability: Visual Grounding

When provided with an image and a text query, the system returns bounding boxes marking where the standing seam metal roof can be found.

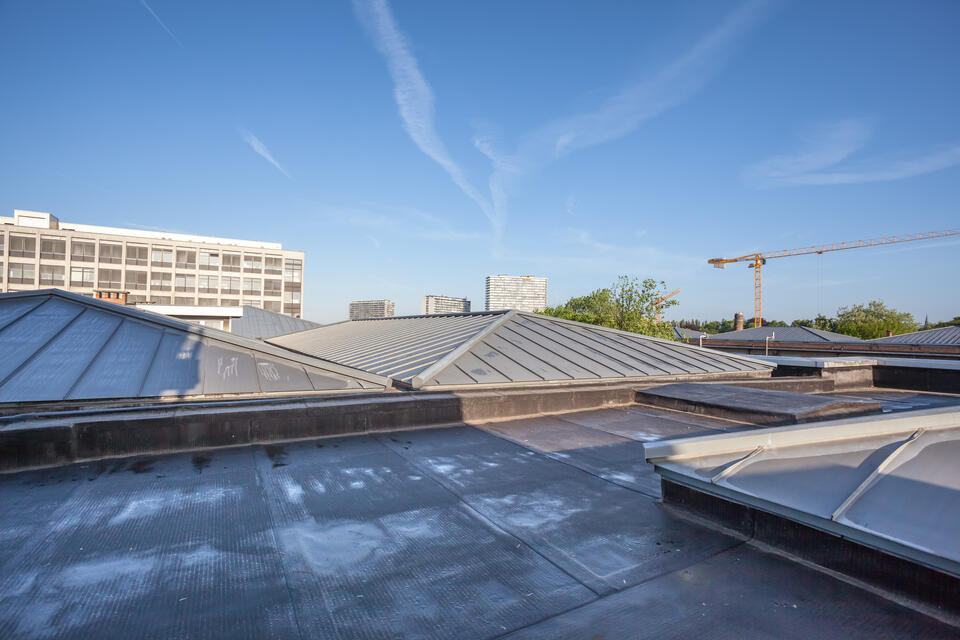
[0,290,387,405]
[707,325,862,343]
[229,305,322,340]
[868,325,960,346]
[268,310,773,388]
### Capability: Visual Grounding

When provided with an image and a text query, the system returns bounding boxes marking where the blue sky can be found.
[1,0,958,324]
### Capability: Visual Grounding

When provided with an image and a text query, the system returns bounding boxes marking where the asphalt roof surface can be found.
[1,390,958,639]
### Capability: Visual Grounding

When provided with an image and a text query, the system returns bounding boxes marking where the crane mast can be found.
[709,229,959,328]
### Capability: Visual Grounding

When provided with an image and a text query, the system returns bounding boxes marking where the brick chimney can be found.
[734,312,744,331]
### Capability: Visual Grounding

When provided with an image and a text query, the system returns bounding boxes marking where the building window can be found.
[198,297,218,306]
[283,258,302,283]
[126,270,148,290]
[99,242,123,264]
[264,279,281,296]
[198,275,218,293]
[127,245,148,266]
[283,290,301,304]
[40,238,66,260]
[98,268,122,288]
[283,304,302,317]
[70,266,95,287]
[151,248,173,267]
[149,295,171,304]
[243,254,262,272]
[222,253,241,271]
[71,240,96,262]
[174,296,195,305]
[221,276,240,294]
[264,256,282,274]
[174,274,196,292]
[39,264,65,286]
[127,294,147,304]
[243,299,263,309]
[10,235,37,258]
[175,249,196,269]
[9,262,36,284]
[0,234,4,254]
[263,300,282,312]
[199,250,219,270]
[242,277,261,296]
[150,271,172,290]
[221,298,239,306]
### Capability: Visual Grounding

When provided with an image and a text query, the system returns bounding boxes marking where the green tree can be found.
[832,301,917,339]
[539,276,678,339]
[929,316,960,329]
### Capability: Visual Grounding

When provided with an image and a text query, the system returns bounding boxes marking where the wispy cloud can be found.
[353,0,771,253]
[475,0,772,244]
[139,0,183,47]
[366,235,381,248]
[568,227,615,252]
[238,127,290,178]
[744,118,960,186]
[312,202,489,243]
[352,0,499,240]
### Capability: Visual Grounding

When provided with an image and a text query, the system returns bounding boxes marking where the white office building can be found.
[485,275,548,312]
[0,209,306,317]
[349,299,395,320]
[421,295,470,315]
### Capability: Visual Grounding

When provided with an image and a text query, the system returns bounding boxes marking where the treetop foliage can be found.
[538,276,678,340]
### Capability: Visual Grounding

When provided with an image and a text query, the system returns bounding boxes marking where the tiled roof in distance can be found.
[0,290,387,406]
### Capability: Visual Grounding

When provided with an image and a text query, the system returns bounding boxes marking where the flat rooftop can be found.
[2,388,959,639]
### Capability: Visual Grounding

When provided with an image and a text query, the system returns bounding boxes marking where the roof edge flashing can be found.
[644,406,960,462]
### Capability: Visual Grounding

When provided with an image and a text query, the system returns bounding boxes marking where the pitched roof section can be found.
[673,327,705,340]
[230,305,322,340]
[269,311,507,385]
[0,290,387,406]
[868,325,960,346]
[707,325,861,343]
[269,310,773,389]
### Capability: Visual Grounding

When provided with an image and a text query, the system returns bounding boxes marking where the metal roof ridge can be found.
[410,310,519,389]
[512,311,775,369]
[351,309,509,322]
[0,289,390,387]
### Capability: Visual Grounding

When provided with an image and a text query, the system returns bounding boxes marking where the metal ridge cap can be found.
[644,406,960,462]
[410,310,519,389]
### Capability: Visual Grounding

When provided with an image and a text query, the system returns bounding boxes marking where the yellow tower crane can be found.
[708,230,959,328]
